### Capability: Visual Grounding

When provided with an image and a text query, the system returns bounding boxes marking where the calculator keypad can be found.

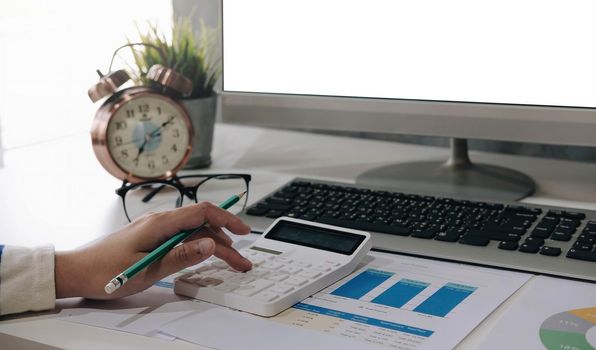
[176,249,337,307]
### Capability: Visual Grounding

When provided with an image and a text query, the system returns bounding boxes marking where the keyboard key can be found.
[551,231,572,242]
[435,230,461,242]
[519,243,540,254]
[459,235,490,246]
[573,242,593,251]
[246,207,269,216]
[498,241,519,250]
[540,246,562,257]
[547,210,586,220]
[566,249,596,262]
[530,226,553,238]
[315,217,411,236]
[411,228,438,239]
[576,234,596,245]
[555,225,576,235]
[524,237,545,246]
[467,230,520,242]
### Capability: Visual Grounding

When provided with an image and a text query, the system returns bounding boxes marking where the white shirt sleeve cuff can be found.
[0,245,56,315]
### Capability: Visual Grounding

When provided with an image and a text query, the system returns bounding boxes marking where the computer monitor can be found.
[220,0,596,201]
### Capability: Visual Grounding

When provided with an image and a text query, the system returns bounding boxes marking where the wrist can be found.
[55,250,81,298]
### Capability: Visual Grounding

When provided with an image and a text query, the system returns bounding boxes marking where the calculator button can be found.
[285,276,308,286]
[250,257,268,266]
[196,277,223,287]
[261,261,284,270]
[228,274,256,284]
[233,279,274,297]
[179,274,202,284]
[294,261,312,268]
[254,291,280,303]
[210,270,236,280]
[270,284,294,294]
[246,267,269,277]
[299,270,322,279]
[264,272,289,282]
[279,265,303,275]
[277,257,293,264]
[313,265,332,272]
[214,282,238,293]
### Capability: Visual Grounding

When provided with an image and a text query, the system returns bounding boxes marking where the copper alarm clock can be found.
[88,65,194,183]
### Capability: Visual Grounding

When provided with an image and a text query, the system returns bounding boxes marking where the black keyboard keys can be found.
[566,249,596,262]
[540,246,562,257]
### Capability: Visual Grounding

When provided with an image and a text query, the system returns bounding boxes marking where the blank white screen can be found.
[223,0,596,108]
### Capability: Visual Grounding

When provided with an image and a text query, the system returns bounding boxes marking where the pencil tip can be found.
[238,191,247,199]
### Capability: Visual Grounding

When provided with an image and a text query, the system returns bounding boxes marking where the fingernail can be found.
[197,239,214,256]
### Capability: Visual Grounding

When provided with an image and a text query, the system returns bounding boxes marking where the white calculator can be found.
[174,217,372,317]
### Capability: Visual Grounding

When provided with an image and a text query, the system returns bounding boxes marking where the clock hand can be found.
[133,132,153,163]
[148,117,174,138]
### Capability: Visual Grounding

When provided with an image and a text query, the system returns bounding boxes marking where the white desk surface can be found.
[1,123,595,349]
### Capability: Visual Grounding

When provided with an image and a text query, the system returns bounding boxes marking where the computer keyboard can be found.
[238,178,596,282]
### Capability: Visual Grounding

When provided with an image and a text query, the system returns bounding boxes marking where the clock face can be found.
[106,94,191,179]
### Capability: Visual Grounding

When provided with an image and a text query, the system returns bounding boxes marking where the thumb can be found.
[158,238,216,277]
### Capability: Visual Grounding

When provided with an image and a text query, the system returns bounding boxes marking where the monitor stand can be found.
[356,138,535,202]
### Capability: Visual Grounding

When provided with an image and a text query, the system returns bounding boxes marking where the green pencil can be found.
[104,191,247,294]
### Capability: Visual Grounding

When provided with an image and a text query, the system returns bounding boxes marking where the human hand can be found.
[54,202,252,299]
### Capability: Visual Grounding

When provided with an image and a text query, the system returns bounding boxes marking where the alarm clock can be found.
[88,65,194,183]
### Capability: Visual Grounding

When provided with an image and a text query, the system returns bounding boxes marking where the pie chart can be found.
[540,307,596,350]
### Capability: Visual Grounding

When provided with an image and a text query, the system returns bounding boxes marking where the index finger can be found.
[135,202,251,248]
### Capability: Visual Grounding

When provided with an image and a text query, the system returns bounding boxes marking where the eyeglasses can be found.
[116,174,251,222]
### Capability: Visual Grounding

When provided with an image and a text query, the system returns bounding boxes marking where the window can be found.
[0,1,173,149]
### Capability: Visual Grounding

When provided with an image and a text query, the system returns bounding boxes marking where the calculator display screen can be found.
[264,221,366,255]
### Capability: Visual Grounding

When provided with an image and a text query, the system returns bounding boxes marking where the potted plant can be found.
[130,18,221,169]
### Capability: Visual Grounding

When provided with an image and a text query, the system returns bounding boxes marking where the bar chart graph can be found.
[330,268,477,318]
[372,279,430,309]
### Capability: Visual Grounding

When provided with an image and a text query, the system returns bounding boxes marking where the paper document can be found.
[58,238,255,338]
[478,275,596,350]
[159,251,531,350]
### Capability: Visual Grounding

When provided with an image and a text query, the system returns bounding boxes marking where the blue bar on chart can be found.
[371,278,430,308]
[413,282,477,317]
[331,269,393,299]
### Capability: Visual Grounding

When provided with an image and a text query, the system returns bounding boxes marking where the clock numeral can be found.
[126,109,135,118]
[115,121,127,130]
[148,160,156,169]
[157,107,162,115]
[172,128,180,138]
[114,136,123,146]
[171,144,178,152]
[161,155,169,165]
[133,158,139,167]
[121,149,129,158]
[138,104,150,113]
